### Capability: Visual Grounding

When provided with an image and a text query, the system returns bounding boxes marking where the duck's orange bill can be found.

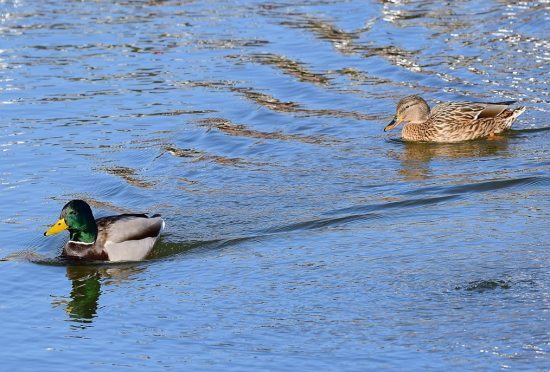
[44,218,68,236]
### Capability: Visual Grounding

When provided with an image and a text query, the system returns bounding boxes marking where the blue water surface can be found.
[1,0,548,370]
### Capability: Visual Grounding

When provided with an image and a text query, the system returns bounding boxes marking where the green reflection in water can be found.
[60,264,148,324]
[65,266,101,322]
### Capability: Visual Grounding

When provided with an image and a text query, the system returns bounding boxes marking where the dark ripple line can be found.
[324,195,459,217]
[510,126,550,134]
[261,195,459,235]
[404,176,549,197]
[263,212,383,234]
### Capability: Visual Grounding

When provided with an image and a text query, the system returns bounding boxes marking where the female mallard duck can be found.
[44,200,164,261]
[384,95,525,142]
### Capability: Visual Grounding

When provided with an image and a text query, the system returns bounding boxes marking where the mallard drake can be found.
[384,95,526,142]
[44,200,164,261]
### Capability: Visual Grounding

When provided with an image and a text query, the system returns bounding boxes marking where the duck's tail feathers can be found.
[502,106,526,131]
[512,106,526,118]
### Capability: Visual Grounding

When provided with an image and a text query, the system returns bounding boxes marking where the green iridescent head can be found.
[44,200,98,243]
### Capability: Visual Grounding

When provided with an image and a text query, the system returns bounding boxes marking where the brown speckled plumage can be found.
[385,95,526,142]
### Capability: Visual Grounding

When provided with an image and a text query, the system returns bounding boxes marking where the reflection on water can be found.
[1,0,548,370]
[63,266,101,323]
[404,138,510,161]
[394,137,511,180]
[53,264,146,325]
[165,145,251,167]
[243,53,330,85]
[280,15,366,55]
[197,117,327,144]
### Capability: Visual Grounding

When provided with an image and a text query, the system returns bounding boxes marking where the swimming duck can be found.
[44,200,164,261]
[384,95,526,142]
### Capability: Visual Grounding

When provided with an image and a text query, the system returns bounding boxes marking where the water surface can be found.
[1,0,549,370]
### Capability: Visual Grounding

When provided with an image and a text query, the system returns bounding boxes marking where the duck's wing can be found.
[96,214,164,261]
[432,101,515,122]
[96,214,163,242]
[474,101,516,119]
[428,101,521,141]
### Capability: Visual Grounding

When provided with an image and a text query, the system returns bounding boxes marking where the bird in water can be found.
[384,95,525,142]
[44,200,164,262]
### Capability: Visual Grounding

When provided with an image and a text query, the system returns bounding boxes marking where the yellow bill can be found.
[44,218,69,236]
